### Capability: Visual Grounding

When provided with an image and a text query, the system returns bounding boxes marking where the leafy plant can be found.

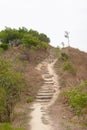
[26,97,33,103]
[39,33,50,43]
[0,58,25,121]
[22,34,39,48]
[63,61,75,74]
[0,87,6,121]
[65,81,87,116]
[61,52,69,61]
[0,27,50,49]
[0,123,24,130]
[0,43,9,50]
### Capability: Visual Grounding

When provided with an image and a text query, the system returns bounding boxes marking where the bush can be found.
[0,58,25,121]
[63,61,75,74]
[65,81,87,116]
[0,27,50,50]
[0,87,6,122]
[0,48,4,53]
[0,123,24,130]
[26,97,33,103]
[22,34,39,48]
[0,44,9,50]
[39,33,50,43]
[61,53,69,61]
[39,41,49,50]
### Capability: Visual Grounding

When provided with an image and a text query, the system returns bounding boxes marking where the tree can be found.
[61,42,65,48]
[29,29,39,38]
[0,27,50,49]
[64,31,70,46]
[22,34,39,48]
[39,33,50,43]
[0,58,24,121]
[19,27,28,33]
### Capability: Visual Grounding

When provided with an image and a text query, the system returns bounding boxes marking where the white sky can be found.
[0,0,87,52]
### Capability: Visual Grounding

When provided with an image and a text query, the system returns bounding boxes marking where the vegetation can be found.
[26,97,33,103]
[0,43,9,50]
[63,61,75,74]
[0,123,24,130]
[64,81,87,116]
[54,47,87,129]
[61,52,69,61]
[0,27,50,50]
[0,27,50,128]
[0,58,25,122]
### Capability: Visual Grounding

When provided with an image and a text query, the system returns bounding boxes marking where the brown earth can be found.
[49,47,87,130]
[0,46,49,129]
[1,46,87,130]
[55,47,87,87]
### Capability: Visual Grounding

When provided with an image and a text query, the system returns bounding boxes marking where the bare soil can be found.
[28,51,60,130]
[2,46,87,130]
[49,47,87,130]
[1,46,49,129]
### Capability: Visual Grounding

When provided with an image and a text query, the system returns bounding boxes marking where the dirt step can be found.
[36,96,52,100]
[39,88,54,91]
[41,66,46,68]
[40,85,53,88]
[36,95,52,99]
[44,82,54,85]
[35,99,50,102]
[43,74,54,79]
[41,85,54,88]
[39,89,55,92]
[44,79,53,82]
[42,72,49,75]
[39,91,54,94]
[41,85,53,88]
[37,93,53,96]
[40,88,54,92]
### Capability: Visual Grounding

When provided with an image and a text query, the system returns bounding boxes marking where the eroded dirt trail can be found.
[29,55,60,130]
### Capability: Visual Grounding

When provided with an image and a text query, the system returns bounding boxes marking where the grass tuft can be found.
[0,123,24,130]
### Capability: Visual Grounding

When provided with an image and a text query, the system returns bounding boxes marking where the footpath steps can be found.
[30,50,59,130]
[35,60,57,103]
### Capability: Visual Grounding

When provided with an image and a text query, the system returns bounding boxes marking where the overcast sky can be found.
[0,0,87,52]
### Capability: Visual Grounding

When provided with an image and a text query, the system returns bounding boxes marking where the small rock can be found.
[62,116,66,119]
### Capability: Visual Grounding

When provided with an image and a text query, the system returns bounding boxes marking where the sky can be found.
[0,0,87,52]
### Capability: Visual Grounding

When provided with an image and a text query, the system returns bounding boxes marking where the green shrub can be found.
[0,58,25,121]
[0,87,7,122]
[61,53,69,61]
[22,34,39,48]
[0,27,50,50]
[22,34,49,50]
[39,41,49,49]
[0,48,4,53]
[26,97,33,103]
[63,61,75,74]
[0,123,24,130]
[39,33,50,43]
[0,44,9,50]
[65,81,87,116]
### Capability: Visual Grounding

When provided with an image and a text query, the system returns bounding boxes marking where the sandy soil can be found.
[28,54,61,130]
[27,48,87,130]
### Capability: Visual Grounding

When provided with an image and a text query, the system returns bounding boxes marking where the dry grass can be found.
[0,46,49,129]
[50,47,87,130]
[55,47,87,88]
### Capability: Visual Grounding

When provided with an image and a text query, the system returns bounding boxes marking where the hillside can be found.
[55,47,87,87]
[0,29,87,130]
[0,27,50,130]
[50,47,87,130]
[0,46,50,129]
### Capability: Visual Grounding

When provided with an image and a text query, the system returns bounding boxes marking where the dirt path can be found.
[28,55,60,130]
